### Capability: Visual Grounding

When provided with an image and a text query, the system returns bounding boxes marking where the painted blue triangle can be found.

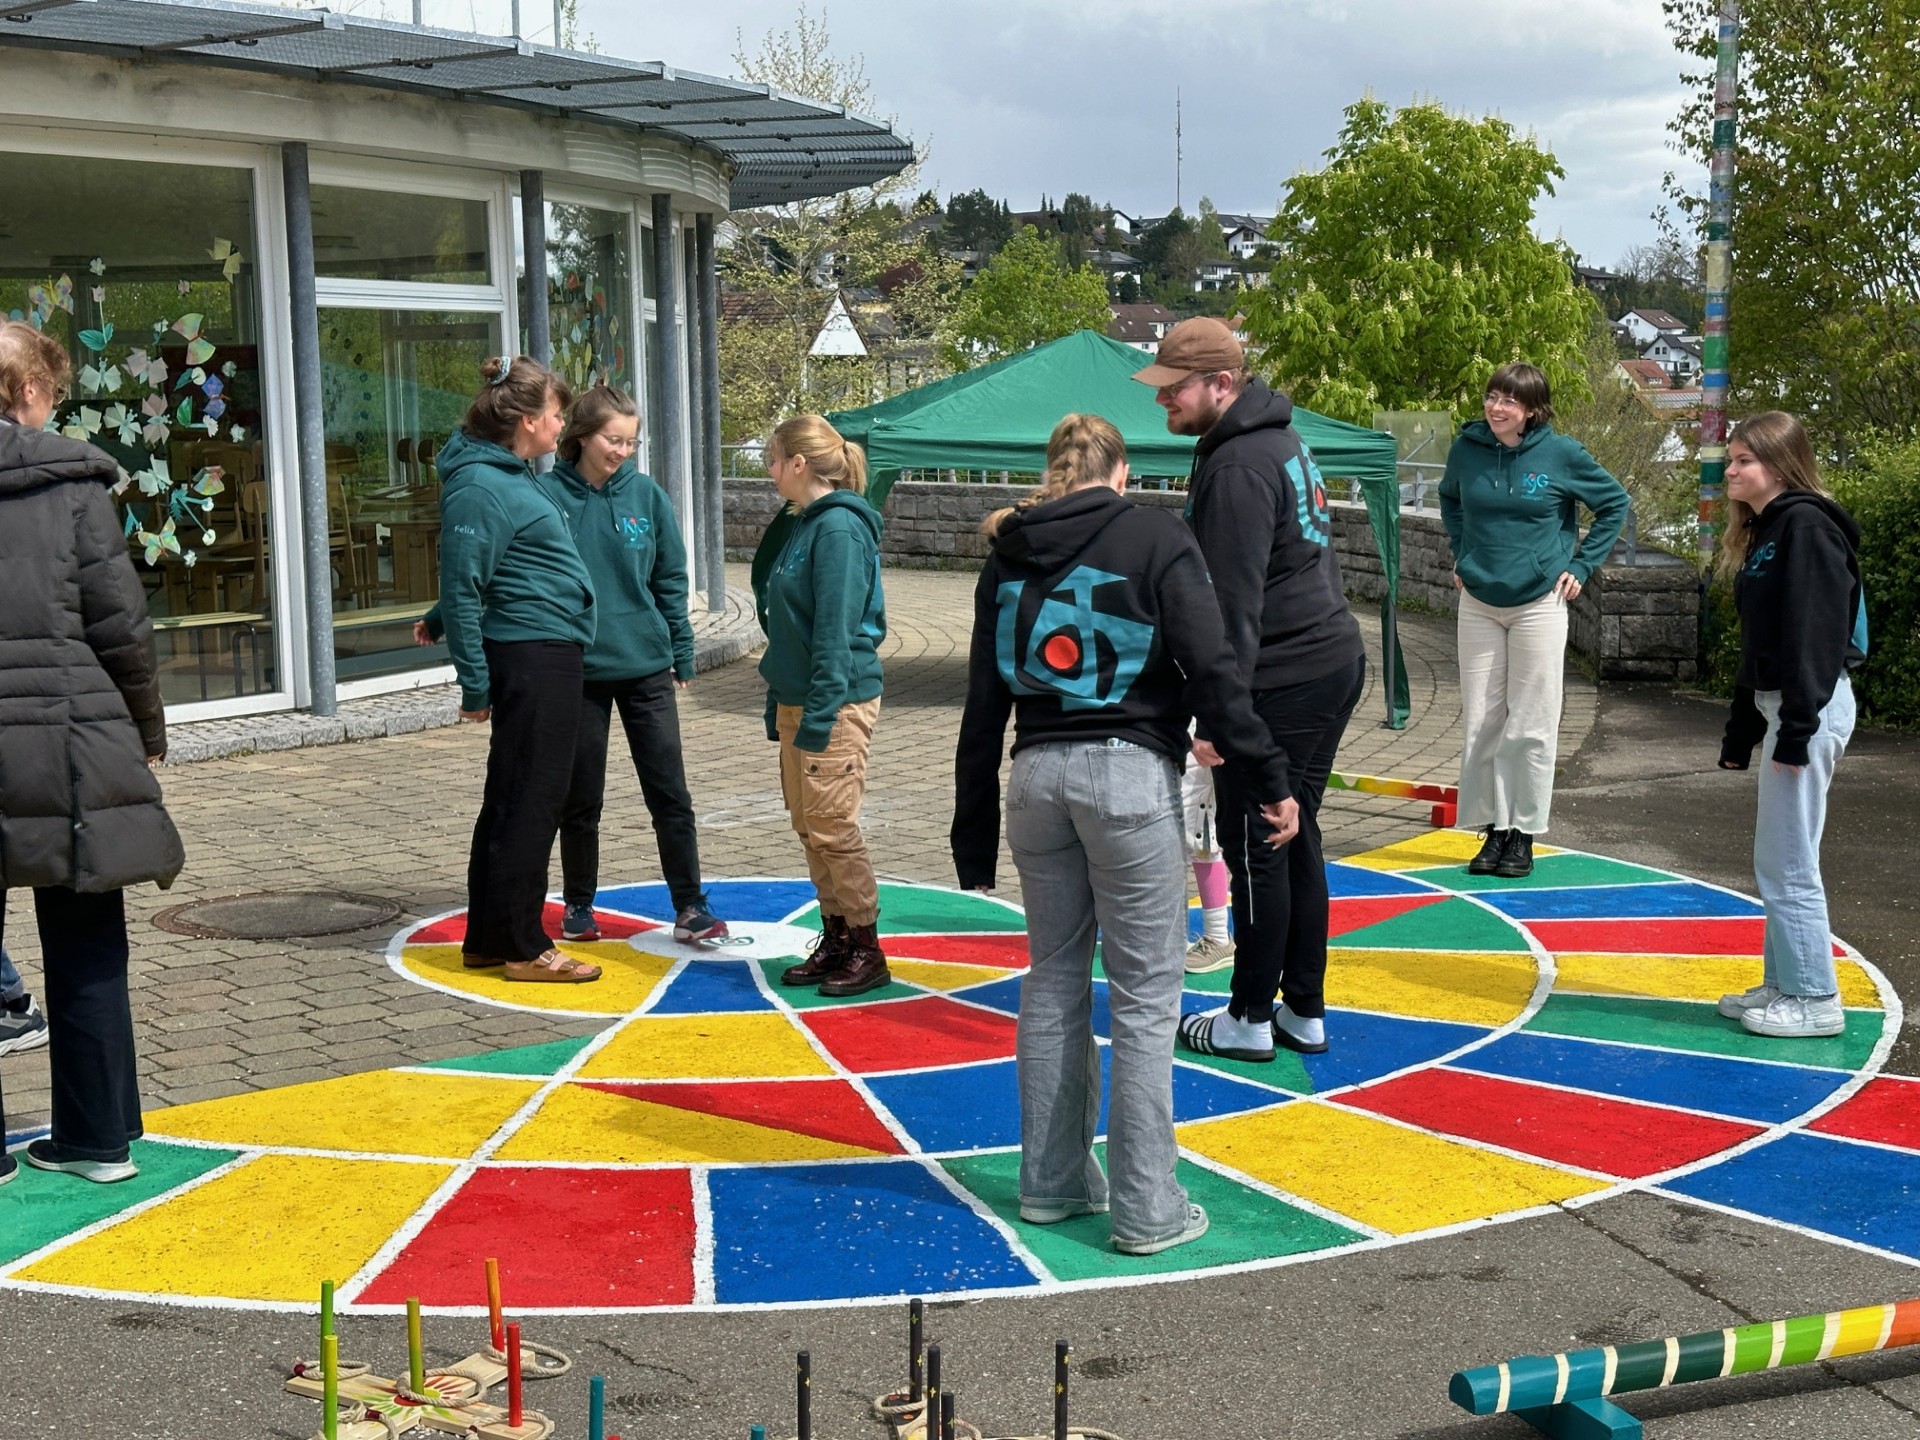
[649,959,776,1015]
[593,879,822,925]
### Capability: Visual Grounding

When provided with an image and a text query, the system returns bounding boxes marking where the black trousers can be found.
[0,887,142,1160]
[1215,656,1367,1023]
[558,669,706,913]
[464,638,584,963]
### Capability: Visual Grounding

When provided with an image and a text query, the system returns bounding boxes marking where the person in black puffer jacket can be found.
[0,320,184,1188]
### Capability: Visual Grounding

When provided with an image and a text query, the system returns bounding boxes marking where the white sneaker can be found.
[1019,1197,1110,1225]
[1718,982,1780,1019]
[1183,935,1236,974]
[1741,993,1845,1038]
[1114,1203,1209,1256]
[0,997,49,1056]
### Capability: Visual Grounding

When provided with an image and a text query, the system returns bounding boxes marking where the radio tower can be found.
[1175,89,1183,212]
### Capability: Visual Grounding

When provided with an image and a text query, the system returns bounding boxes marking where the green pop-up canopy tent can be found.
[757,329,1411,725]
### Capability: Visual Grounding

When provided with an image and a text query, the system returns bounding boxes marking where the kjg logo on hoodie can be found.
[1285,450,1331,547]
[995,566,1153,711]
[619,515,652,547]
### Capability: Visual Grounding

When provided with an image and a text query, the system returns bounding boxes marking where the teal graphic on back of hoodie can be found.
[995,565,1154,710]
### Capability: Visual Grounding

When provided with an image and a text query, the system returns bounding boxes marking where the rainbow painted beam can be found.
[1326,771,1459,827]
[1450,1297,1920,1438]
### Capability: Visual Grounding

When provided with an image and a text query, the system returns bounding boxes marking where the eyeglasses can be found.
[1156,372,1212,401]
[1484,393,1525,412]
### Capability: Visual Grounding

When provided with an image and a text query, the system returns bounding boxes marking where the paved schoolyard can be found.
[11,567,1920,1440]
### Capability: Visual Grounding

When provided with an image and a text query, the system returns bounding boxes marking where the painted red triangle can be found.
[1328,893,1443,938]
[410,903,658,946]
[885,933,1030,969]
[577,1078,905,1155]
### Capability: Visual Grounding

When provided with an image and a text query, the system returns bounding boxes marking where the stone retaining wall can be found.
[724,478,1700,681]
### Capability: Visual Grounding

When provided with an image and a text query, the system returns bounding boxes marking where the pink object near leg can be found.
[1192,859,1230,911]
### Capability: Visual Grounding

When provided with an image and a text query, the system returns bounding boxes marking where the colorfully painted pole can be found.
[506,1322,524,1427]
[1055,1340,1070,1440]
[485,1257,504,1352]
[1451,1296,1920,1420]
[910,1297,925,1403]
[796,1350,812,1440]
[589,1374,604,1440]
[1698,0,1740,562]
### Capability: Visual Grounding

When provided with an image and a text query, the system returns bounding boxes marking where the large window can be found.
[319,307,502,680]
[546,202,633,397]
[311,187,491,285]
[0,150,272,705]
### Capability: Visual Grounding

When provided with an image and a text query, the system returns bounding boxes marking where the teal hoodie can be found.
[539,458,694,683]
[756,489,887,751]
[434,428,596,709]
[1438,420,1631,607]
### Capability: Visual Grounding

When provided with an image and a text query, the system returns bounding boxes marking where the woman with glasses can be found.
[542,384,725,947]
[1439,362,1629,878]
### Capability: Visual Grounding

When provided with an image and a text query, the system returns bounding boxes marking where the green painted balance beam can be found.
[1449,1297,1920,1438]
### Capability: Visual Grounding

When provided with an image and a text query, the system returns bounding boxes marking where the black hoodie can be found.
[1720,490,1867,769]
[1186,379,1364,707]
[950,486,1292,890]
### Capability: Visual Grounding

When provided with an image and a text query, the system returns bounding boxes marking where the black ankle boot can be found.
[1468,826,1509,875]
[1493,830,1534,878]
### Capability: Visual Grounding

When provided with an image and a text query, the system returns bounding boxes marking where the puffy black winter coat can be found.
[0,418,184,892]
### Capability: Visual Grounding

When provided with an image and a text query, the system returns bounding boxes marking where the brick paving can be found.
[0,565,1593,1132]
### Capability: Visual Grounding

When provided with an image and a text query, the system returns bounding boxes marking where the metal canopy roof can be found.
[0,0,915,207]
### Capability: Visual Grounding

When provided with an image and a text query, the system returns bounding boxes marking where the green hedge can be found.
[1832,438,1920,727]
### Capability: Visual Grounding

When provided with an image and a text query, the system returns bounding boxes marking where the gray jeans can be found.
[1005,739,1190,1246]
[1754,677,1854,996]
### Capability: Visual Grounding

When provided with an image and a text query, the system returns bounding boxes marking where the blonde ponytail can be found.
[770,414,867,495]
[983,412,1127,536]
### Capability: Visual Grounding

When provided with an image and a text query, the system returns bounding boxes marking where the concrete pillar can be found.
[281,142,335,716]
[696,213,725,613]
[648,193,688,530]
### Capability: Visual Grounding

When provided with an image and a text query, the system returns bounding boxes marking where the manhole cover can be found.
[153,891,403,940]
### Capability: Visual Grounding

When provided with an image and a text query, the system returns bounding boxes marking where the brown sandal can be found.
[503,949,601,984]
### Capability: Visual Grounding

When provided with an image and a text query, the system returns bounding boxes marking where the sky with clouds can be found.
[411,0,1706,268]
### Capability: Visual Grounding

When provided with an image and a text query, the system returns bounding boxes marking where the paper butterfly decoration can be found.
[134,459,171,496]
[139,519,181,566]
[125,349,167,388]
[79,362,122,397]
[210,239,244,282]
[173,313,204,340]
[52,276,74,314]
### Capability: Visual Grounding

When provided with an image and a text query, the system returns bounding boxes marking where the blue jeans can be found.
[0,944,21,1004]
[1754,677,1855,997]
[1005,739,1191,1247]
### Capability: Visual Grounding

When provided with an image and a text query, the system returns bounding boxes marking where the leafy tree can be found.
[1192,197,1231,261]
[939,227,1111,370]
[1134,208,1196,289]
[944,188,1013,257]
[1610,235,1703,334]
[1058,192,1103,269]
[1245,97,1595,426]
[1663,0,1920,448]
[1115,273,1141,305]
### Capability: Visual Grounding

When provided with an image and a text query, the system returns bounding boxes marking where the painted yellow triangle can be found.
[1555,952,1881,1008]
[1342,832,1563,871]
[399,941,673,1015]
[577,1013,834,1080]
[887,958,1013,993]
[1327,947,1538,1026]
[494,1084,887,1164]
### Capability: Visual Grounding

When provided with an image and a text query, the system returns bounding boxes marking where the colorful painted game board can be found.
[0,834,1906,1313]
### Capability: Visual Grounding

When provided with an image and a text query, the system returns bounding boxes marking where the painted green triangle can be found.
[1403,853,1679,893]
[419,1035,595,1077]
[1335,896,1529,952]
[790,883,1027,937]
[1525,993,1884,1070]
[754,958,921,1008]
[944,1143,1362,1281]
[0,1138,239,1266]
[1173,1046,1314,1094]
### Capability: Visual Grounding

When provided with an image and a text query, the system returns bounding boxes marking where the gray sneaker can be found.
[1741,993,1845,1039]
[25,1137,138,1184]
[1114,1203,1210,1256]
[1718,982,1780,1019]
[1183,935,1236,974]
[0,997,49,1056]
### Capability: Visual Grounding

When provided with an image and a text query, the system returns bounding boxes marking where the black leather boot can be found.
[1468,826,1509,875]
[1494,830,1535,879]
[781,915,852,986]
